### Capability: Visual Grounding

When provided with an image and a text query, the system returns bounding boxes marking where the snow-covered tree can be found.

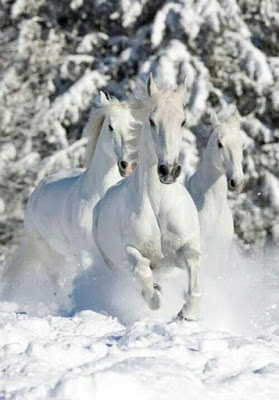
[0,0,278,261]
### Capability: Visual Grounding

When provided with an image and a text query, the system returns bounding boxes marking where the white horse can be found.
[93,75,201,320]
[1,93,139,311]
[186,108,246,263]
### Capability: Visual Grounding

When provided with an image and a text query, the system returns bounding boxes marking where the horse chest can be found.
[131,218,163,262]
[139,217,184,267]
[140,239,163,263]
[200,192,232,232]
[160,226,183,256]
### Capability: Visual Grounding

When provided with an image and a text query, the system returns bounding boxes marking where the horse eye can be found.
[218,141,223,149]
[149,117,156,127]
[181,119,186,128]
[108,124,113,131]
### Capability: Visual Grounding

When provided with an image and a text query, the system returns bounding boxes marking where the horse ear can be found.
[176,77,187,103]
[147,73,158,97]
[229,106,240,125]
[100,91,109,106]
[210,110,220,127]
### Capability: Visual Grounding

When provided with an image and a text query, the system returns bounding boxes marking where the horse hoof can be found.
[153,283,161,292]
[182,312,198,321]
[179,305,199,321]
[178,310,198,321]
[179,293,201,321]
[177,310,184,320]
[149,289,161,310]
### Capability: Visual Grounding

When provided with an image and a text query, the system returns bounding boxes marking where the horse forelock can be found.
[151,89,184,110]
[131,79,184,113]
[106,99,137,130]
[212,107,240,141]
[217,106,240,131]
[102,98,140,161]
[217,120,241,138]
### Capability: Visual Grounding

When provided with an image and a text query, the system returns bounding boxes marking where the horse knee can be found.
[126,246,150,270]
[125,246,154,293]
[177,242,201,269]
[134,264,152,286]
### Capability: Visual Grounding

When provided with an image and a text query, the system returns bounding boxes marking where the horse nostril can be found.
[158,164,169,177]
[173,165,181,178]
[230,179,235,188]
[120,160,128,170]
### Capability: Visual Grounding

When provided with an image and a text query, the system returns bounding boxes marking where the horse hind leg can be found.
[126,246,161,310]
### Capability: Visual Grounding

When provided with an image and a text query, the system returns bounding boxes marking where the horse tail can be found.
[0,230,42,300]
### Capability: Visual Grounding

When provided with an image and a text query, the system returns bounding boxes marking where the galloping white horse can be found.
[93,76,201,320]
[187,108,246,261]
[1,93,139,309]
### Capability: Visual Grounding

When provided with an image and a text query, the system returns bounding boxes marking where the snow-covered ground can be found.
[1,246,279,399]
[1,309,279,400]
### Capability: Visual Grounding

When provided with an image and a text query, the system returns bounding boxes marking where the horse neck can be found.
[82,134,118,201]
[194,136,227,200]
[134,123,162,211]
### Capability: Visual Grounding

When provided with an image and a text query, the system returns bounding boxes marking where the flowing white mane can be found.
[211,105,240,133]
[124,120,142,163]
[83,103,106,168]
[129,78,184,121]
[83,95,140,167]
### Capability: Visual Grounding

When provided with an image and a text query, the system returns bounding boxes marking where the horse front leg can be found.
[177,241,201,321]
[126,246,161,310]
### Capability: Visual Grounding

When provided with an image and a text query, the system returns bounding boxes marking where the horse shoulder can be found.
[104,181,162,260]
[93,181,126,241]
[186,173,205,212]
[161,183,197,215]
[159,184,200,240]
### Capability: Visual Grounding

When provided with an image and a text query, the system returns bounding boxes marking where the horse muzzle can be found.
[118,160,137,177]
[158,163,181,184]
[228,177,246,192]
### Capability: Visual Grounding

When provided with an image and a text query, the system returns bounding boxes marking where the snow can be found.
[0,198,5,215]
[1,307,279,399]
[1,0,279,397]
[44,70,108,128]
[35,139,86,183]
[1,244,279,399]
[232,33,274,91]
[120,0,148,28]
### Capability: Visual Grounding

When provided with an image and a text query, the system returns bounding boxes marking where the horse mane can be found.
[129,78,180,121]
[82,104,106,168]
[217,105,240,127]
[110,98,141,162]
[210,105,241,139]
[124,119,142,162]
[83,95,139,167]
